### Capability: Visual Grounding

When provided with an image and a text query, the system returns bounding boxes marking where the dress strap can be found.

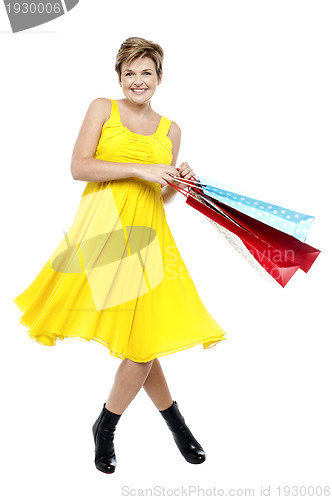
[110,99,120,122]
[156,116,172,137]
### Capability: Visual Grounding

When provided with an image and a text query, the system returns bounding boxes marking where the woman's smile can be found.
[131,88,148,94]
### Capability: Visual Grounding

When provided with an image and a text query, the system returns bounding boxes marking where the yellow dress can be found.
[13,99,227,362]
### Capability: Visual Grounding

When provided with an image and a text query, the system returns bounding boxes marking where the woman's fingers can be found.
[182,169,195,178]
[181,169,196,179]
[162,165,178,176]
[164,172,180,184]
[160,163,196,186]
[178,162,195,179]
[178,161,189,172]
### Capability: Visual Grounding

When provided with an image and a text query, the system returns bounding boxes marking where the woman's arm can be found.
[161,122,196,205]
[71,98,178,185]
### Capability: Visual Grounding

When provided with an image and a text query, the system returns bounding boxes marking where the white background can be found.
[1,0,331,498]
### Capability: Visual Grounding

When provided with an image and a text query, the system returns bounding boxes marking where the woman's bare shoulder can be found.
[168,120,181,141]
[87,97,111,109]
[86,97,112,125]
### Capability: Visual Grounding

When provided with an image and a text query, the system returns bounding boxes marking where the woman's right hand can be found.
[138,164,179,187]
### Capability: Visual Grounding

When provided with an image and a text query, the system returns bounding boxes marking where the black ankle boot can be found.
[92,403,122,474]
[159,401,206,464]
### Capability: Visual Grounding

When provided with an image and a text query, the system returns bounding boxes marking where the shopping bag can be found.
[167,176,320,287]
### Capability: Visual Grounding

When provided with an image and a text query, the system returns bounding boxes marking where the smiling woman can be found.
[13,35,227,475]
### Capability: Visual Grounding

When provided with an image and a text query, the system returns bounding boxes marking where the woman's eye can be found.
[124,71,151,77]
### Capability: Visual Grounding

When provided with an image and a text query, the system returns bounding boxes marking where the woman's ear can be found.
[158,73,163,85]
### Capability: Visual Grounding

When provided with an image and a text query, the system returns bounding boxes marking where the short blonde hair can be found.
[115,37,164,83]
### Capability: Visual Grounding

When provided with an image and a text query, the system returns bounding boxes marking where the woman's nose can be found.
[134,76,143,86]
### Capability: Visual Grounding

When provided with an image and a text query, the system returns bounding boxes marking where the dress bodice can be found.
[94,99,173,166]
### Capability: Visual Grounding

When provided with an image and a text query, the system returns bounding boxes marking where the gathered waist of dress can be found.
[82,176,162,197]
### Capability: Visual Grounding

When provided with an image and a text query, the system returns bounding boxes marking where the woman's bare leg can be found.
[142,358,173,411]
[105,358,154,414]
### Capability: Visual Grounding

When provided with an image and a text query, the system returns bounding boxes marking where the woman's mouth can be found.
[131,88,148,95]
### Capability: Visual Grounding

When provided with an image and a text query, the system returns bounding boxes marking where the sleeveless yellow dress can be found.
[13,99,227,362]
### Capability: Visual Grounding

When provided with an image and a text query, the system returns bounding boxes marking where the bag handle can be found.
[167,174,204,199]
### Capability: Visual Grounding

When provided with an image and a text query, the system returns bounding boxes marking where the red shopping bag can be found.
[186,194,300,287]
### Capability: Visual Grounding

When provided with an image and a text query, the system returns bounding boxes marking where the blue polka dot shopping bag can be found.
[198,176,313,243]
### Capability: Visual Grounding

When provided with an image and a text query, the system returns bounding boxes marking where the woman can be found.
[13,37,227,474]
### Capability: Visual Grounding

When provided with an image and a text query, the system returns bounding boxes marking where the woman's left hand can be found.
[170,162,196,187]
[178,161,195,180]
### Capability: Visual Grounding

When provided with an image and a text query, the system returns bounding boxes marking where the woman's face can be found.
[119,56,161,104]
